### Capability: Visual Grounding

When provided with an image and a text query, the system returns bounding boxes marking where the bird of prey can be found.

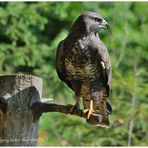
[56,11,112,127]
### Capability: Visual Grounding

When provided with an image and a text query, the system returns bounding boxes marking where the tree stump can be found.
[0,75,42,146]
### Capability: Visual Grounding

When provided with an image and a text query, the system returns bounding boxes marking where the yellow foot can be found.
[83,99,95,119]
[70,104,79,113]
[70,96,80,113]
[83,108,95,119]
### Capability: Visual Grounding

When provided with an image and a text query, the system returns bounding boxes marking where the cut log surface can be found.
[0,75,42,146]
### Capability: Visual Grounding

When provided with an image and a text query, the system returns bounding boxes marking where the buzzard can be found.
[56,11,112,127]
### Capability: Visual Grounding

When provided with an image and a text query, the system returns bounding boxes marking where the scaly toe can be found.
[83,108,89,114]
[87,108,95,119]
[70,105,80,113]
[83,108,95,119]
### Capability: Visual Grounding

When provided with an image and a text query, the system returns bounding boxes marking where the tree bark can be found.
[0,75,42,146]
[128,93,136,146]
[127,62,138,146]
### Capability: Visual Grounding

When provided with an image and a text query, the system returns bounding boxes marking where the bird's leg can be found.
[70,96,81,113]
[83,98,95,119]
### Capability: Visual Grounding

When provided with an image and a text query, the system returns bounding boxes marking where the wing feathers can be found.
[97,41,112,94]
[56,41,73,90]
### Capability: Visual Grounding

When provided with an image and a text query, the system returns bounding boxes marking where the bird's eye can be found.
[95,17,102,22]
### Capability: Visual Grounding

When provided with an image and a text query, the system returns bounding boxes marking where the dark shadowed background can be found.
[0,2,147,146]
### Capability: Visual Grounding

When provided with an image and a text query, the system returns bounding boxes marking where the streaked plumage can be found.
[56,11,112,127]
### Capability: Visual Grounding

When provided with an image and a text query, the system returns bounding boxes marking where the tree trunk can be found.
[128,93,136,146]
[0,75,42,146]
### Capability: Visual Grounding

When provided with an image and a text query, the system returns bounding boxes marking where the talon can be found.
[87,108,94,119]
[70,105,79,113]
[70,96,80,113]
[70,106,74,113]
[83,108,89,114]
[83,99,95,119]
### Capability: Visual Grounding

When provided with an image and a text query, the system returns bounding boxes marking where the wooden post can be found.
[0,75,42,146]
[0,75,110,146]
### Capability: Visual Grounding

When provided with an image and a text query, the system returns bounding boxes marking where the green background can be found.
[0,2,147,146]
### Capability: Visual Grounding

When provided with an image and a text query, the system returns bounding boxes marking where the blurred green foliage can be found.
[0,2,147,146]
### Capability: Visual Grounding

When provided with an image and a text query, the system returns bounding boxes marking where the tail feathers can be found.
[106,100,112,114]
[102,89,112,115]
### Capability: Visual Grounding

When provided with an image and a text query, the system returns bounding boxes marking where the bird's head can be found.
[71,11,108,36]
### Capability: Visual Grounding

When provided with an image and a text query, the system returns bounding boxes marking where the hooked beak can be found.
[100,19,109,30]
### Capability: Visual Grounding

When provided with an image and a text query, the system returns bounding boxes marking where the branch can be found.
[31,102,110,127]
